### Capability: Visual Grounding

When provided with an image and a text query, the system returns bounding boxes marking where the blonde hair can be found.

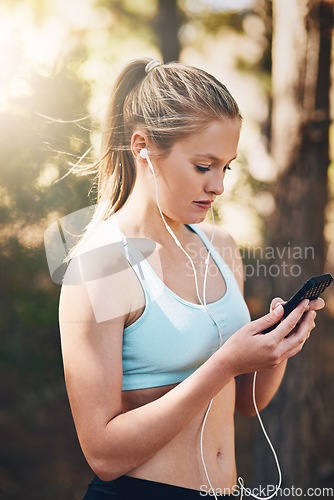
[67,58,241,259]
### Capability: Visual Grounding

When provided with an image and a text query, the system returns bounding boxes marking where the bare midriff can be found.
[122,378,237,492]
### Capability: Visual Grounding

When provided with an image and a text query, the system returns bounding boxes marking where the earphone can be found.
[139,148,282,500]
[139,147,148,159]
[140,148,182,248]
[139,147,152,166]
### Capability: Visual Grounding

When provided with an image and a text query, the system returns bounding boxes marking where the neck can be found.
[114,180,189,247]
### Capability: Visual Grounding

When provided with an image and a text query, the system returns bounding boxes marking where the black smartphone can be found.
[262,273,333,334]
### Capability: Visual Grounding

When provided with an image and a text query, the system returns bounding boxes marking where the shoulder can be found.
[60,224,136,326]
[68,224,129,282]
[198,222,244,294]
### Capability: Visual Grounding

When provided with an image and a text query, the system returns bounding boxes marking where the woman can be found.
[59,58,324,499]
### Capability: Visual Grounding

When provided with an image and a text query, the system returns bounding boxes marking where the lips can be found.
[193,200,212,210]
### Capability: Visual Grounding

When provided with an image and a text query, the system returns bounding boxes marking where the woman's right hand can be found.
[221,298,315,377]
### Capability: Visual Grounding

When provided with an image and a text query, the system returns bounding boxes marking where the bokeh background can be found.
[0,0,333,498]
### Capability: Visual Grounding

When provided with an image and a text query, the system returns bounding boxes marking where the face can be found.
[147,119,241,225]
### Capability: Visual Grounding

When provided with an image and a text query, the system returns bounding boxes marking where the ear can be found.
[131,130,151,161]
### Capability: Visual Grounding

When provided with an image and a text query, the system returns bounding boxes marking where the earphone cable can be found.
[145,150,281,500]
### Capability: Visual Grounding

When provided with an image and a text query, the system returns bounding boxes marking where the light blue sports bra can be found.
[99,220,250,391]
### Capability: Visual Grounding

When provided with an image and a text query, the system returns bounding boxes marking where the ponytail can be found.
[99,58,149,216]
[64,59,149,262]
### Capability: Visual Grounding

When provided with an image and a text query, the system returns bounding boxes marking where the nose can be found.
[205,171,225,196]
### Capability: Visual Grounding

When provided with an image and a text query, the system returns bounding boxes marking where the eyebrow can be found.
[194,153,238,163]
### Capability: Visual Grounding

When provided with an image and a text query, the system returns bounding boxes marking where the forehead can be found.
[171,119,241,161]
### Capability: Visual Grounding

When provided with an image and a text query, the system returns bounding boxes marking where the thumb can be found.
[251,304,284,334]
[270,297,285,312]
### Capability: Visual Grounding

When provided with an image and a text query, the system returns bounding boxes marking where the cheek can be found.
[164,166,190,191]
[172,175,196,200]
[159,156,199,202]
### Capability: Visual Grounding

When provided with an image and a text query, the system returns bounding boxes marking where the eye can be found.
[195,165,211,173]
[224,165,232,171]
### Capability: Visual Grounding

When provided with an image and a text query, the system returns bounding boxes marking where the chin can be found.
[169,208,208,225]
[183,213,207,225]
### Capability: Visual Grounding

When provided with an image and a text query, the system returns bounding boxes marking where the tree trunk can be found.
[155,0,182,62]
[252,0,333,490]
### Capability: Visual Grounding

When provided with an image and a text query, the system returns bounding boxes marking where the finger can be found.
[270,297,285,312]
[306,313,316,338]
[296,308,316,326]
[307,297,325,311]
[251,303,285,334]
[280,340,306,362]
[271,299,310,341]
[278,311,316,360]
[286,310,316,338]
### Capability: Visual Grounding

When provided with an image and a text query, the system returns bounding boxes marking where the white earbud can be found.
[140,148,149,159]
[139,148,155,176]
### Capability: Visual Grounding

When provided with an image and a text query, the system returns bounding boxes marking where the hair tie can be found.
[145,60,161,74]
